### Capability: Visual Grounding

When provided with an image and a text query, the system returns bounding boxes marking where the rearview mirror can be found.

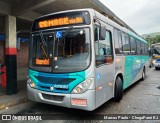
[94,27,98,41]
[99,26,106,40]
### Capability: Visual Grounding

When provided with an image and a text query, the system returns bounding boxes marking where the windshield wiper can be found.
[39,30,48,58]
[55,26,73,57]
[54,27,73,69]
[39,30,47,46]
[59,26,73,42]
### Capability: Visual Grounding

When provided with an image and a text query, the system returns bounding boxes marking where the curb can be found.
[0,90,28,110]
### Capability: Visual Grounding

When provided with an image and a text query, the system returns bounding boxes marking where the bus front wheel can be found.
[113,77,123,102]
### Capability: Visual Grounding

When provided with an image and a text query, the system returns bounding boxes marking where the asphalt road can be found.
[0,68,160,123]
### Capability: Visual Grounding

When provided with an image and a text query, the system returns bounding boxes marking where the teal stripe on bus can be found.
[28,69,86,93]
[128,32,147,44]
[123,55,149,89]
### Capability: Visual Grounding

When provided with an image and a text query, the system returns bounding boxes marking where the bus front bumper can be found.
[27,84,96,111]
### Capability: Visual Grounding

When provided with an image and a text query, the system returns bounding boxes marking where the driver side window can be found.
[94,25,113,66]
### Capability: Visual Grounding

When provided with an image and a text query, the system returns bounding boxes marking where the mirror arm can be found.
[94,18,100,55]
[94,18,102,38]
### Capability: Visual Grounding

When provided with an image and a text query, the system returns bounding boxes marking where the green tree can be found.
[154,35,160,43]
[145,35,160,45]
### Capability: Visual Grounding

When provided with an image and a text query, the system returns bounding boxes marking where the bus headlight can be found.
[71,78,94,94]
[27,78,36,88]
[152,60,156,64]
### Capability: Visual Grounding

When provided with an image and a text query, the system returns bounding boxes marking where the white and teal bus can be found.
[27,9,150,111]
[150,43,160,69]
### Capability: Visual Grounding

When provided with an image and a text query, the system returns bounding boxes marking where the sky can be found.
[99,0,160,35]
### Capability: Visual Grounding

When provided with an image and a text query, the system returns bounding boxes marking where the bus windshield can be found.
[156,48,160,54]
[151,48,160,55]
[30,28,90,73]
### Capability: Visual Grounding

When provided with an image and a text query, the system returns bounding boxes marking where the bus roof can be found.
[35,8,94,19]
[33,0,139,36]
[33,8,147,44]
[93,10,147,44]
[128,31,147,44]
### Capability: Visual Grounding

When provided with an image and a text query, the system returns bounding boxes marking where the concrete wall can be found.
[17,42,29,68]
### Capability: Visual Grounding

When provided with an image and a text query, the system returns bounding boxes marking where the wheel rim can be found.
[143,70,145,79]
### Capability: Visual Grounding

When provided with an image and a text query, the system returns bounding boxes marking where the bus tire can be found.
[141,68,145,81]
[113,77,123,102]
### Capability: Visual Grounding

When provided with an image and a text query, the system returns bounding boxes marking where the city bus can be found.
[27,8,150,111]
[150,43,160,69]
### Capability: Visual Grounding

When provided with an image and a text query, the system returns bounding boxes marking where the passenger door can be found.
[94,24,114,108]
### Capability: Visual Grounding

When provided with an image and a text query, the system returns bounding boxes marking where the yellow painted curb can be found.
[0,97,28,110]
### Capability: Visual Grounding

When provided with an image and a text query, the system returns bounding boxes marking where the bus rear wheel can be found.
[141,68,145,81]
[113,77,123,102]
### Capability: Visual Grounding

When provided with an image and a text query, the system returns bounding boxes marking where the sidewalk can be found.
[0,68,28,110]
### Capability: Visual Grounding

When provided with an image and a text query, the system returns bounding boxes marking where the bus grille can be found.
[35,76,76,85]
[42,93,64,102]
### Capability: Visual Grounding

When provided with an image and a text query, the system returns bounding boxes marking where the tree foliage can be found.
[145,35,160,45]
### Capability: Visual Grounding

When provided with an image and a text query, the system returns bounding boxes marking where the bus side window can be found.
[141,42,144,55]
[136,40,141,55]
[117,30,123,54]
[114,29,123,55]
[95,29,113,66]
[122,33,130,55]
[143,43,148,55]
[130,37,137,55]
[146,44,149,55]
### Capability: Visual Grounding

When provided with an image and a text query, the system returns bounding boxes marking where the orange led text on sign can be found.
[36,59,50,65]
[38,17,83,28]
